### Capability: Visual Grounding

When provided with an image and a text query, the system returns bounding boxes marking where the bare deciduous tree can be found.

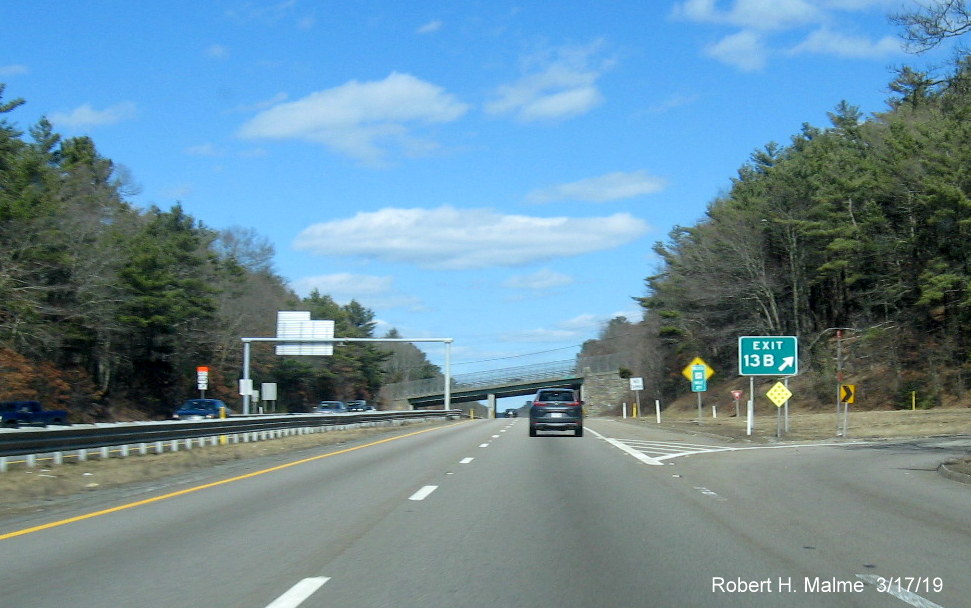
[892,0,971,53]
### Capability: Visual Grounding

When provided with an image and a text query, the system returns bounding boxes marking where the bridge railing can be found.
[383,353,623,400]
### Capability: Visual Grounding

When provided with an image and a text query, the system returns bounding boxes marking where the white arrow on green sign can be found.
[738,336,798,376]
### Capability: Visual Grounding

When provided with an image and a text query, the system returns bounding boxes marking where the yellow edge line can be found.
[0,422,461,541]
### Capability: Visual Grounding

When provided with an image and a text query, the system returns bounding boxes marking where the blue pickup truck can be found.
[0,400,70,428]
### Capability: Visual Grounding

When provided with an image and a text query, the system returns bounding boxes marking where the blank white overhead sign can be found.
[275,311,335,355]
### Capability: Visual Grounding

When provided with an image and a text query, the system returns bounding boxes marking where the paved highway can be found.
[0,418,968,607]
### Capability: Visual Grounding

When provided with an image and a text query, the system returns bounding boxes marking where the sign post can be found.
[766,381,793,438]
[839,384,855,437]
[738,336,799,436]
[682,357,714,424]
[731,389,743,417]
[629,377,643,418]
[196,366,209,397]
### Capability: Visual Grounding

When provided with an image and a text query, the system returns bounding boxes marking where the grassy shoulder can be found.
[0,418,459,518]
[615,406,971,479]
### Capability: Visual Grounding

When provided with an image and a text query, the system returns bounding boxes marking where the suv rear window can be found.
[535,390,578,402]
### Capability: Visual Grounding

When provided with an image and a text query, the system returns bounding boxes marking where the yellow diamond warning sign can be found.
[766,382,792,407]
[681,356,714,381]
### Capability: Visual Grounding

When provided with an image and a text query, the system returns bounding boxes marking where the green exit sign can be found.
[738,336,798,376]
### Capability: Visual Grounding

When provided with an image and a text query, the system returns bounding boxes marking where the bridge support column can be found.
[487,394,496,418]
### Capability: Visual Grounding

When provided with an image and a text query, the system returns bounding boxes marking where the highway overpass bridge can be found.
[382,354,627,414]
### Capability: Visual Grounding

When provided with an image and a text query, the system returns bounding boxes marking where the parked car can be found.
[0,400,69,428]
[528,387,583,437]
[172,398,231,420]
[315,401,347,414]
[346,400,368,412]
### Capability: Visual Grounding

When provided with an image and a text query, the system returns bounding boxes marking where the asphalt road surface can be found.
[0,418,968,608]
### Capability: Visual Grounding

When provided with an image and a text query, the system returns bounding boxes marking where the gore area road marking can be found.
[587,427,664,466]
[856,575,945,608]
[266,577,330,608]
[460,457,474,464]
[0,423,463,541]
[409,485,439,501]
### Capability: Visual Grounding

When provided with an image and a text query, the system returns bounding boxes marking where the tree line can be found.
[581,52,971,409]
[0,85,439,419]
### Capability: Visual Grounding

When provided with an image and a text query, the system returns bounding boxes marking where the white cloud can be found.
[503,269,574,291]
[225,0,298,25]
[819,0,900,10]
[486,41,610,122]
[0,64,28,77]
[646,92,700,114]
[788,28,902,58]
[526,170,667,204]
[705,30,767,71]
[417,20,443,34]
[291,273,393,298]
[500,313,605,343]
[233,92,290,113]
[297,15,316,30]
[672,0,821,31]
[206,44,229,59]
[161,183,193,199]
[289,273,426,310]
[500,327,579,343]
[238,72,469,165]
[674,0,901,70]
[185,143,223,157]
[293,206,650,270]
[49,101,137,128]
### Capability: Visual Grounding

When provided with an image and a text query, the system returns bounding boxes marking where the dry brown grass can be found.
[0,419,455,517]
[641,405,971,442]
[621,406,971,481]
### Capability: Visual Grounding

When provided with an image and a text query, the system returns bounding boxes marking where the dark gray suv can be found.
[529,387,583,437]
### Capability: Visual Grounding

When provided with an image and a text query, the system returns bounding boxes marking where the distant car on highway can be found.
[346,400,368,412]
[315,401,347,414]
[504,409,518,418]
[528,387,583,437]
[172,398,230,420]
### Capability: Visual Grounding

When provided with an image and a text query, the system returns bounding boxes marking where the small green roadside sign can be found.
[738,336,798,376]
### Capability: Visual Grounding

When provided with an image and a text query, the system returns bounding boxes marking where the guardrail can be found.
[0,410,461,472]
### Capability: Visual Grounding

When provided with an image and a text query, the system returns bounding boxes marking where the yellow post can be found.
[912,391,916,411]
[219,406,228,444]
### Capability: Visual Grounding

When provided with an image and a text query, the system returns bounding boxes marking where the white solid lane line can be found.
[409,485,439,501]
[266,577,330,608]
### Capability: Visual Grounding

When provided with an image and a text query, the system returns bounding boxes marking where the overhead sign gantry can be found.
[240,311,454,415]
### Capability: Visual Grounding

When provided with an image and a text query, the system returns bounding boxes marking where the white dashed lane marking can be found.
[408,485,438,501]
[265,577,330,608]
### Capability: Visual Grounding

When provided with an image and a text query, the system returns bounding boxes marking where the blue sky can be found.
[0,1,956,381]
